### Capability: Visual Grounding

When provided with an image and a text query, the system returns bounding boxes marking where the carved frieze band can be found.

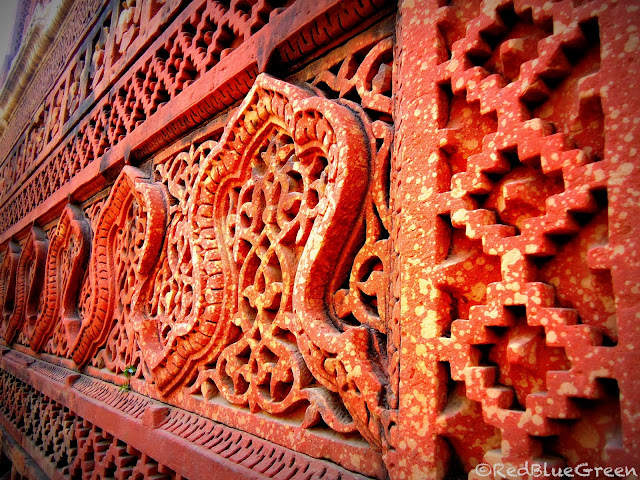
[0,353,367,480]
[0,66,395,476]
[0,0,390,236]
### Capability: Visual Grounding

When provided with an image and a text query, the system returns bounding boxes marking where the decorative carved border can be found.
[3,226,48,344]
[0,0,391,242]
[0,350,374,480]
[29,205,90,353]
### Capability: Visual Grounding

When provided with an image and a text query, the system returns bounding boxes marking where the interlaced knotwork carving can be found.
[68,197,106,356]
[3,226,48,345]
[125,73,392,449]
[304,32,398,452]
[215,126,341,419]
[137,141,213,387]
[30,205,91,354]
[204,75,386,446]
[91,188,160,375]
[0,26,399,473]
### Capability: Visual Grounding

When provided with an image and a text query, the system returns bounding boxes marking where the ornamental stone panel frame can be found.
[0,0,638,479]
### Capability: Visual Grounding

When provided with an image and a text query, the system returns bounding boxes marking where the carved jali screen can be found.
[0,0,638,479]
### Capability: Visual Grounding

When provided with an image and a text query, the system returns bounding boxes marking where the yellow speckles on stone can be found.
[420,310,439,338]
[559,382,577,395]
[624,34,639,53]
[531,414,544,426]
[446,59,459,72]
[418,187,433,201]
[525,244,538,254]
[547,331,558,343]
[513,292,527,304]
[589,368,611,382]
[502,249,522,267]
[463,138,478,150]
[416,344,427,356]
[470,282,486,302]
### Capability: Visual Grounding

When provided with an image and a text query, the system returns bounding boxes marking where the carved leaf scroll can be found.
[0,242,21,334]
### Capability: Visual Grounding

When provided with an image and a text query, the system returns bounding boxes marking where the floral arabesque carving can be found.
[0,0,392,238]
[67,167,169,366]
[138,140,215,391]
[29,205,91,353]
[132,73,390,448]
[209,74,384,447]
[3,226,48,345]
[0,241,21,334]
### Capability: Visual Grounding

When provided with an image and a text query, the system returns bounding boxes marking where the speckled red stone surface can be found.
[0,0,638,479]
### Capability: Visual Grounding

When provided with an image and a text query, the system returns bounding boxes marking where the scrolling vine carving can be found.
[0,242,20,334]
[69,166,169,366]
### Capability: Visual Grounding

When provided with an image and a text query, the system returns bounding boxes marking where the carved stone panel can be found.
[0,1,638,479]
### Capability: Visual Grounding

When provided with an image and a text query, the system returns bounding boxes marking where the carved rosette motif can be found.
[30,205,91,353]
[3,226,48,345]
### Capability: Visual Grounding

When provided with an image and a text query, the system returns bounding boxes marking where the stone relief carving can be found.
[3,226,47,345]
[29,205,91,353]
[0,0,637,478]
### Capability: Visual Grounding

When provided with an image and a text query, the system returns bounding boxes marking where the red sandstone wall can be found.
[0,0,638,479]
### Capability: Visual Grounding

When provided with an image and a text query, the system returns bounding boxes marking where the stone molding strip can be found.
[0,0,77,135]
[0,0,186,205]
[0,348,373,480]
